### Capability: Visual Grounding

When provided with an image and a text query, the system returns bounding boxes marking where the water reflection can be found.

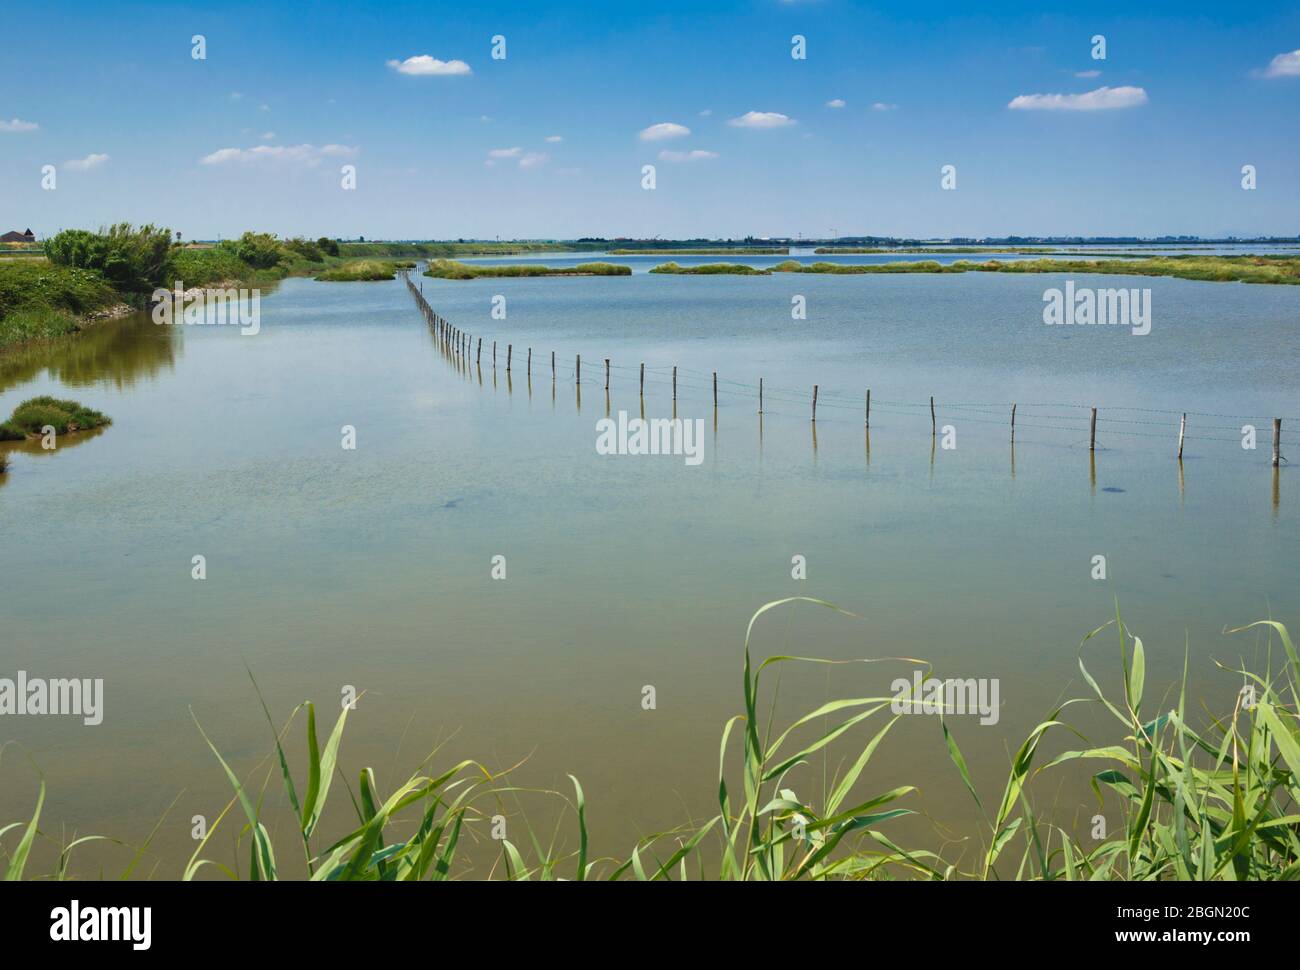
[0,426,108,490]
[0,310,180,393]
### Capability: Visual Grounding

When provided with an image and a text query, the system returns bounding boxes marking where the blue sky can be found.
[1,0,1297,239]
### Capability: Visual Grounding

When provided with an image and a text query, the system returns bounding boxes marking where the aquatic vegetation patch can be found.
[0,395,111,440]
[649,262,772,275]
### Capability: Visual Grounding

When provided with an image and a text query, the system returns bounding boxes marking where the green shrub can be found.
[283,237,325,262]
[44,223,173,293]
[233,232,284,270]
[317,237,341,257]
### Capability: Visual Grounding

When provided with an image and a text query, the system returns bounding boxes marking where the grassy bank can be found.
[612,248,787,255]
[341,241,594,258]
[772,259,965,274]
[650,262,772,275]
[5,599,1297,881]
[814,246,1057,255]
[315,259,401,282]
[766,255,1300,284]
[0,395,110,440]
[1,228,362,352]
[0,261,124,349]
[424,259,631,279]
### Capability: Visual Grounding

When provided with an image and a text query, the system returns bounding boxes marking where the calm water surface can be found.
[1,267,1296,876]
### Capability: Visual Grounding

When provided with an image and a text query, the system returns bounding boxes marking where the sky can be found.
[1,0,1298,240]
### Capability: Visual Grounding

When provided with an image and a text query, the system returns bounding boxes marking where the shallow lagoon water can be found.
[1,266,1296,875]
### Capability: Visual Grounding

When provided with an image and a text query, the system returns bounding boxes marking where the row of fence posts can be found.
[404,272,1285,467]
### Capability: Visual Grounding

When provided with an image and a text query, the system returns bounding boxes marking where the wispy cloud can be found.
[727,110,795,128]
[1259,49,1300,78]
[639,122,690,141]
[65,153,109,171]
[488,147,522,158]
[698,109,712,117]
[871,102,898,112]
[1074,70,1101,78]
[519,152,548,169]
[201,144,357,166]
[658,149,718,162]
[386,55,472,77]
[825,99,845,109]
[0,117,39,132]
[1008,85,1148,111]
[545,134,563,143]
[259,131,276,140]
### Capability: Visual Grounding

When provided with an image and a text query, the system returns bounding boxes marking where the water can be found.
[1,267,1296,877]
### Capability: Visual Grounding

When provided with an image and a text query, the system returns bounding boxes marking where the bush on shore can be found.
[44,223,173,293]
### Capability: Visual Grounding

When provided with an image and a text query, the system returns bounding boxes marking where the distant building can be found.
[0,228,36,243]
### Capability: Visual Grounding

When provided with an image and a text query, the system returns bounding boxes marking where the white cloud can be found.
[1074,70,1101,78]
[545,134,563,143]
[200,144,358,166]
[1008,85,1148,111]
[519,152,548,169]
[64,153,109,171]
[387,55,472,76]
[871,102,898,112]
[639,122,690,141]
[698,109,712,117]
[1260,49,1300,78]
[825,98,845,109]
[260,131,275,140]
[727,110,796,128]
[488,147,522,158]
[0,118,38,132]
[658,149,718,162]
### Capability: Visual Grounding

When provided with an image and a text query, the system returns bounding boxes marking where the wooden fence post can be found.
[1090,407,1098,452]
[812,385,818,423]
[1273,418,1282,467]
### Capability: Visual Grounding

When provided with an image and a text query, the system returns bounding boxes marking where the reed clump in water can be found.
[649,262,772,275]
